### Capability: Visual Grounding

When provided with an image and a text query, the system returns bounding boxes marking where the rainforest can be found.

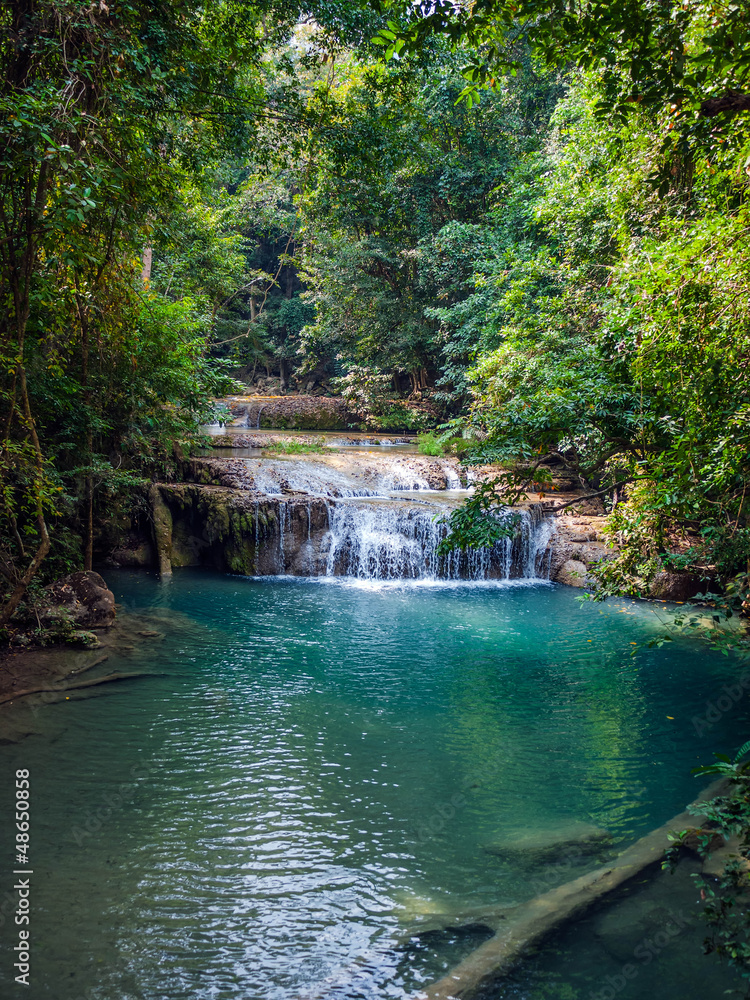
[1,3,750,999]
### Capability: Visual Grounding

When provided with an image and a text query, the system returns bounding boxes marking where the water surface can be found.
[0,572,746,999]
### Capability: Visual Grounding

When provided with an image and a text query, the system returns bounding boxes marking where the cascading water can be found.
[236,455,466,496]
[322,500,554,582]
[190,449,555,581]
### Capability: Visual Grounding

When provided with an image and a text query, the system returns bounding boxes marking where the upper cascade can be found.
[232,452,470,497]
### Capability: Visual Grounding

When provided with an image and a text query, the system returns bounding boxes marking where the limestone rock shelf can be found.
[107,445,702,598]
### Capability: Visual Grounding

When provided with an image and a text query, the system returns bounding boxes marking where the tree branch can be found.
[700,91,750,118]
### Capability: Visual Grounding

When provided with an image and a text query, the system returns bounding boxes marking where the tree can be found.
[373,0,750,121]
[0,0,311,624]
[296,47,558,403]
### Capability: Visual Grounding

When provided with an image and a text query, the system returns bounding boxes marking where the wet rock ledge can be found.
[105,449,704,601]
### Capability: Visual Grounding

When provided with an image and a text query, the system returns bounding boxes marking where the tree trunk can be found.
[141,246,153,283]
[84,481,94,571]
[76,287,94,570]
[701,91,750,117]
[0,365,50,628]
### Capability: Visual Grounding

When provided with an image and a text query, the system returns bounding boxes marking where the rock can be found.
[483,820,612,862]
[69,630,101,648]
[546,514,615,584]
[556,558,590,587]
[46,571,116,628]
[594,903,686,964]
[217,394,356,431]
[702,834,749,878]
[569,497,606,515]
[649,570,704,602]
[110,538,154,568]
[149,484,173,578]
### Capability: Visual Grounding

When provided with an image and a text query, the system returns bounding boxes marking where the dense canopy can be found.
[1,0,749,618]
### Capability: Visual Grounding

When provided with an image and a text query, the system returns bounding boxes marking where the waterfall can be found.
[321,501,554,582]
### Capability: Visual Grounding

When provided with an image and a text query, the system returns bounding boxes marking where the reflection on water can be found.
[0,572,746,999]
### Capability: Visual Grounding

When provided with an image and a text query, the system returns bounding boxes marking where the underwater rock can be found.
[422,781,727,1000]
[394,894,520,941]
[483,821,612,862]
[593,902,691,964]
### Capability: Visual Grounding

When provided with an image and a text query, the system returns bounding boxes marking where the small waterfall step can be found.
[321,500,554,582]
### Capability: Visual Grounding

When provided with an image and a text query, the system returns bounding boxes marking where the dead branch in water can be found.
[0,671,151,706]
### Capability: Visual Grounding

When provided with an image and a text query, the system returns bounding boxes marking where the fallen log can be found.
[0,671,151,705]
[416,779,729,1000]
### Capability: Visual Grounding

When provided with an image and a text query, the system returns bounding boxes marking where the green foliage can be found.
[261,440,329,454]
[0,0,326,617]
[296,48,559,404]
[663,743,750,993]
[694,742,750,781]
[418,69,750,614]
[417,432,448,456]
[437,478,522,554]
[376,1,750,164]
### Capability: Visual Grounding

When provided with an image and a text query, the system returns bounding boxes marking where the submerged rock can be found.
[594,901,691,964]
[483,820,612,862]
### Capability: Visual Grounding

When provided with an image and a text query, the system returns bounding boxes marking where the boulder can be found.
[546,514,615,583]
[46,571,116,628]
[556,558,590,587]
[649,570,704,602]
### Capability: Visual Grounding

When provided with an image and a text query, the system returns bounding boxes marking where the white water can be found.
[322,500,554,582]
[239,456,464,496]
